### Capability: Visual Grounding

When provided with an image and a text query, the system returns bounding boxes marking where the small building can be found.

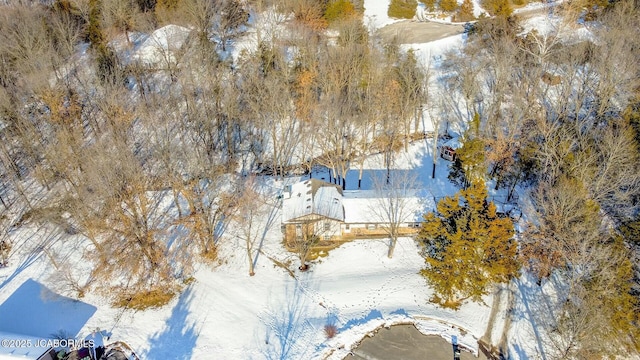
[440,137,462,161]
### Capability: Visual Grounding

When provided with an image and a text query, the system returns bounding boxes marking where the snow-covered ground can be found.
[521,14,596,44]
[363,0,404,30]
[0,2,605,359]
[0,139,496,360]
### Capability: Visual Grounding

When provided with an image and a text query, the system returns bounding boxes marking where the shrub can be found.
[324,323,338,339]
[388,0,418,19]
[292,0,328,31]
[114,286,177,310]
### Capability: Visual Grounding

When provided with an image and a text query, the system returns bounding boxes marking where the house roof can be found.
[134,24,191,65]
[282,179,344,223]
[342,190,432,224]
[443,137,463,149]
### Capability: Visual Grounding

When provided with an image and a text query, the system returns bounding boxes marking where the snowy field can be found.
[0,139,497,360]
[363,0,404,30]
[0,1,604,359]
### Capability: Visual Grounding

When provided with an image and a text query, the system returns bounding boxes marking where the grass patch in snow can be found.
[113,286,177,310]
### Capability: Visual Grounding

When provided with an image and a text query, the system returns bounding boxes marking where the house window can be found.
[324,234,331,240]
[296,224,302,236]
[324,222,330,231]
[345,224,350,230]
[367,224,376,230]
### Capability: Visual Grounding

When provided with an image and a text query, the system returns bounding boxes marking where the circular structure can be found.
[345,324,487,360]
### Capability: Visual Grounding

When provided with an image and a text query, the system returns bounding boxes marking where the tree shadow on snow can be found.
[145,287,198,360]
[0,249,43,290]
[511,343,532,360]
[261,279,317,360]
[0,227,62,290]
[511,275,568,360]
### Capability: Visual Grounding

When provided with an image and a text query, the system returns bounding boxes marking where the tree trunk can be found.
[358,157,365,189]
[507,176,518,202]
[248,250,255,276]
[387,237,397,258]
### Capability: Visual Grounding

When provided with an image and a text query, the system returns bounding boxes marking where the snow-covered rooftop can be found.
[133,25,191,65]
[282,179,344,222]
[443,136,463,149]
[342,190,433,224]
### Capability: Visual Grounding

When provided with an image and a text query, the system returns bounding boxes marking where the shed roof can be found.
[443,137,463,149]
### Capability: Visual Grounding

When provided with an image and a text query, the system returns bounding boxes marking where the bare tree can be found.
[90,150,179,294]
[286,218,324,271]
[212,0,250,51]
[0,214,11,267]
[182,171,237,261]
[101,0,140,44]
[243,51,300,178]
[370,171,421,258]
[231,176,265,276]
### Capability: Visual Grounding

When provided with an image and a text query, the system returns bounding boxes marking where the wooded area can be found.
[0,0,638,357]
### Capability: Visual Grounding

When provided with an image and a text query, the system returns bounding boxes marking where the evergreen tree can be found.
[448,113,485,187]
[419,0,436,12]
[624,96,640,152]
[455,0,475,22]
[88,0,105,48]
[583,235,640,355]
[87,0,121,85]
[621,218,640,246]
[448,137,485,188]
[388,0,418,19]
[419,180,519,308]
[439,0,458,13]
[325,0,356,23]
[482,0,512,17]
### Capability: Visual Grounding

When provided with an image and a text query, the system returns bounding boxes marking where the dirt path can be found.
[377,20,464,44]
